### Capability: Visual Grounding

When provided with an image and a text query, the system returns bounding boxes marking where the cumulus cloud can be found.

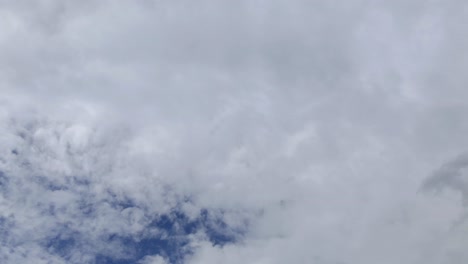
[1,0,468,263]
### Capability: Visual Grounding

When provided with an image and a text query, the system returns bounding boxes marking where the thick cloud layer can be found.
[1,1,468,263]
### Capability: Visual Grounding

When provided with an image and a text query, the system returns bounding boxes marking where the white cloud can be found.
[1,0,468,263]
[139,255,168,264]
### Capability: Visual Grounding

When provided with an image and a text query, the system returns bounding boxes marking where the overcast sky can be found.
[1,0,468,264]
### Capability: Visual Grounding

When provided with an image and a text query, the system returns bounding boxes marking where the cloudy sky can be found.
[1,0,468,263]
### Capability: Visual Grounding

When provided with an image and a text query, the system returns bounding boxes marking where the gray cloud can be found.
[1,0,468,263]
[423,153,468,204]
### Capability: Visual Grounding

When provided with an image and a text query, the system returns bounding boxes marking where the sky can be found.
[1,0,468,263]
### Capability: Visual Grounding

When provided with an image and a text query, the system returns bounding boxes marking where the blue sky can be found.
[44,206,242,263]
[1,1,468,264]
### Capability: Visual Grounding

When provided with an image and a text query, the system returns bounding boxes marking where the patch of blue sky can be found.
[42,205,247,264]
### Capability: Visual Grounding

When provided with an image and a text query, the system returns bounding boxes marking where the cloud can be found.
[423,154,468,199]
[1,0,468,263]
[139,255,168,264]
